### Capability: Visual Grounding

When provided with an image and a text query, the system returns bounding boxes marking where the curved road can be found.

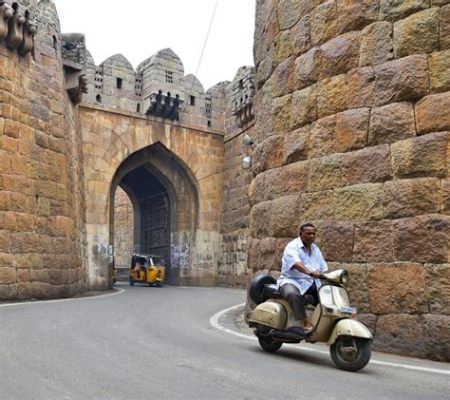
[1,283,448,400]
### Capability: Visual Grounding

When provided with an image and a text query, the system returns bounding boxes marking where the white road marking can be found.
[0,288,125,308]
[210,303,450,376]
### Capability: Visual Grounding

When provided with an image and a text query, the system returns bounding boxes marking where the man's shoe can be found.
[287,326,309,337]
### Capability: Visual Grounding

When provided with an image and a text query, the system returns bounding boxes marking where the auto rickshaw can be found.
[129,253,166,286]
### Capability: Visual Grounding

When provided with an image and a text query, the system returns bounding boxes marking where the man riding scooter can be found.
[278,222,328,336]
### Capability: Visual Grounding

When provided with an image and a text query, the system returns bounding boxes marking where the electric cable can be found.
[183,0,219,112]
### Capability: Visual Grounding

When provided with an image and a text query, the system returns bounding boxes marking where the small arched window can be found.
[96,94,102,103]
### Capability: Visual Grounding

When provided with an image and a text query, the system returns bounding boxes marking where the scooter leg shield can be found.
[327,319,373,345]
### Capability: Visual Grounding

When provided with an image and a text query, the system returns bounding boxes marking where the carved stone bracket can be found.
[0,1,36,56]
[61,33,88,105]
[18,12,37,56]
[231,72,256,128]
[65,67,88,104]
[145,91,183,121]
[232,97,254,128]
[0,1,13,40]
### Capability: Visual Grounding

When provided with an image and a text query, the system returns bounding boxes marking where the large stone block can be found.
[393,215,450,263]
[294,47,321,90]
[335,183,384,221]
[269,195,301,237]
[277,0,302,30]
[254,0,279,66]
[368,101,416,145]
[440,5,450,50]
[336,0,379,33]
[423,314,450,361]
[249,201,273,238]
[319,221,354,262]
[425,264,450,315]
[341,145,392,187]
[272,94,292,133]
[252,135,284,174]
[275,31,294,64]
[0,284,17,301]
[283,125,310,164]
[443,179,450,214]
[0,230,11,252]
[383,178,441,219]
[374,314,426,358]
[310,1,338,46]
[379,0,430,21]
[415,93,450,134]
[309,115,336,158]
[298,190,336,221]
[248,237,290,274]
[368,263,428,314]
[346,67,375,108]
[394,8,440,58]
[256,48,276,89]
[274,57,295,97]
[291,15,311,56]
[319,31,360,79]
[429,50,450,93]
[308,154,342,192]
[353,221,395,262]
[290,85,317,129]
[279,160,310,195]
[391,131,448,178]
[0,266,16,284]
[336,108,370,153]
[316,74,347,118]
[359,21,394,67]
[374,55,430,106]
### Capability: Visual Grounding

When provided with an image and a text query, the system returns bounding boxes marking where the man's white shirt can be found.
[278,237,328,295]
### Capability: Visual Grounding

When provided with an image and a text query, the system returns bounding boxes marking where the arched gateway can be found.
[110,143,199,285]
[80,104,224,289]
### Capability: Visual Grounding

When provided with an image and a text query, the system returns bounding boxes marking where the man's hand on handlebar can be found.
[310,271,321,279]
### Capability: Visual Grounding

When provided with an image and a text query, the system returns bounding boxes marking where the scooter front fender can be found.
[327,319,373,345]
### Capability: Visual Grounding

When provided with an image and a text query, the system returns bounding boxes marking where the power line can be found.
[183,0,219,111]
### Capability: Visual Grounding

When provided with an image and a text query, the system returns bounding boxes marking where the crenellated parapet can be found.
[0,0,36,56]
[230,66,255,128]
[61,33,88,104]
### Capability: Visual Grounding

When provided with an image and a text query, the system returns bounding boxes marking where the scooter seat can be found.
[263,284,317,305]
[263,284,282,299]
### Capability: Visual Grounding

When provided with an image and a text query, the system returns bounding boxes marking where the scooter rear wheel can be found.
[330,336,371,372]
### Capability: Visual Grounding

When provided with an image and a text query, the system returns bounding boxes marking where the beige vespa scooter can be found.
[246,269,372,371]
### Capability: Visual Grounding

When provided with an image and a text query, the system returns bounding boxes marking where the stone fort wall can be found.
[250,0,449,361]
[0,0,88,299]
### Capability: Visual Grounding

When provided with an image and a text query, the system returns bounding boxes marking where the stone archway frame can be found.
[109,142,201,285]
[80,106,224,290]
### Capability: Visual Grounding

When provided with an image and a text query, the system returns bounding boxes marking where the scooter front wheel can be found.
[330,336,371,372]
[257,334,283,353]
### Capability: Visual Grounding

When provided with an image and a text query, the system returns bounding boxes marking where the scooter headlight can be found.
[340,270,349,285]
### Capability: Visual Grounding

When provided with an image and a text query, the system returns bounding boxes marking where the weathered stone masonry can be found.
[0,0,87,300]
[249,0,449,361]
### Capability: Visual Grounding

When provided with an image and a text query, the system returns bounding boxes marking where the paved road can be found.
[1,283,448,400]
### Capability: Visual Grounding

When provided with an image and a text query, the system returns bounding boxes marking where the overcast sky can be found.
[53,0,255,90]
